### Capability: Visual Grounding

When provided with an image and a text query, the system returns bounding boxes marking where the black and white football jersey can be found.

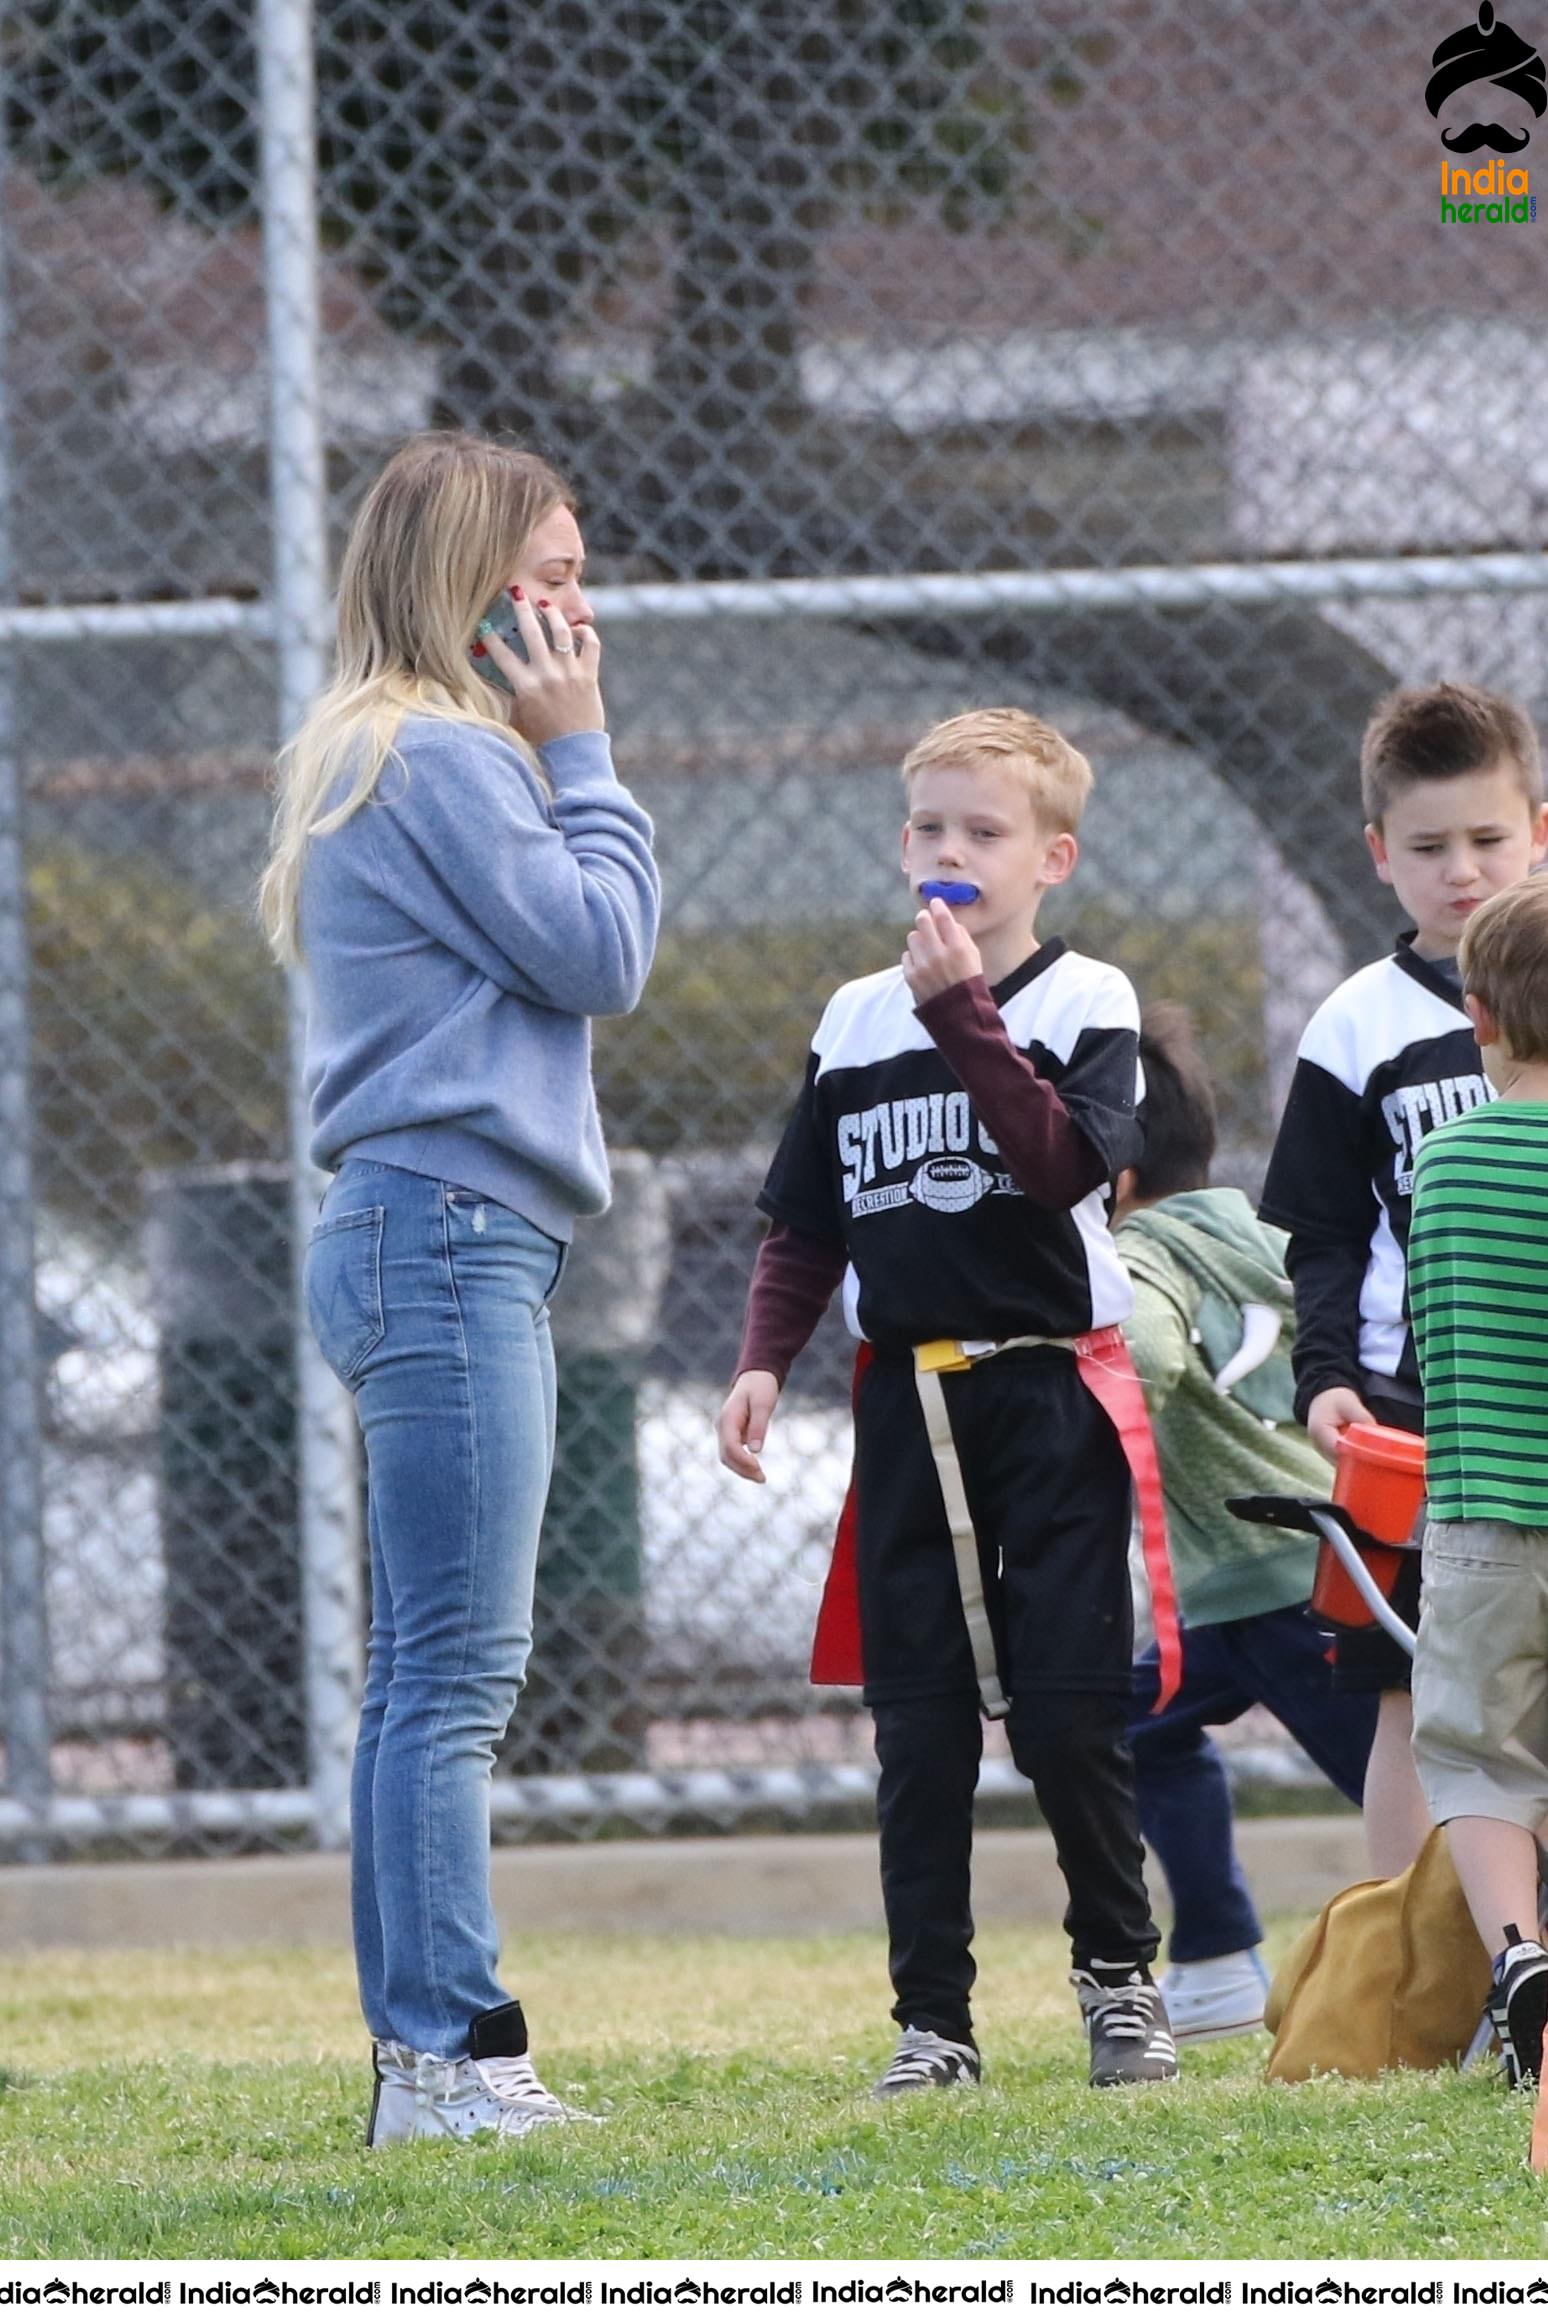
[1259,937,1484,1404]
[757,940,1143,1352]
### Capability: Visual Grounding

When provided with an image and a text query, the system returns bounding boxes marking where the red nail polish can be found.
[538,597,551,608]
[471,641,486,656]
[512,585,524,600]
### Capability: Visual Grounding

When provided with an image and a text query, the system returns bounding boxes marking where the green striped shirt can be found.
[1409,1102,1548,1525]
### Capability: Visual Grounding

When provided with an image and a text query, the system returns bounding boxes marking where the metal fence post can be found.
[259,0,362,1850]
[0,100,50,1859]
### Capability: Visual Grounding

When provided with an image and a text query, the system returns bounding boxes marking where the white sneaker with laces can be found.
[365,2039,418,2148]
[1159,1949,1271,2044]
[870,2025,981,2099]
[367,2041,592,2146]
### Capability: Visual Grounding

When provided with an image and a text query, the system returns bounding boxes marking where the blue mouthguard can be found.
[919,880,981,906]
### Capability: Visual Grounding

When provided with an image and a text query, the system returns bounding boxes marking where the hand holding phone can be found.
[470,586,606,745]
[472,589,554,691]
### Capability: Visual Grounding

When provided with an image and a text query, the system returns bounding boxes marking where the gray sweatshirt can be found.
[299,715,660,1243]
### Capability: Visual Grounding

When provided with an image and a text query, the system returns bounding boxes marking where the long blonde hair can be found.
[258,431,574,964]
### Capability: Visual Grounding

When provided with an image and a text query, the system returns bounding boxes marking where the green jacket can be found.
[1118,1188,1332,1627]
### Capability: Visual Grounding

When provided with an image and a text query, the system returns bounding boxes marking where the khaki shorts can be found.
[1412,1518,1548,1829]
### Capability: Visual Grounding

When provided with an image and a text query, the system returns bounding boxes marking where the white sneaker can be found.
[1159,1949,1270,2044]
[870,2025,982,2098]
[365,2039,418,2148]
[367,2039,590,2147]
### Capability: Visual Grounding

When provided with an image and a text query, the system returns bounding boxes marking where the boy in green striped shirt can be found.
[1410,875,1548,2088]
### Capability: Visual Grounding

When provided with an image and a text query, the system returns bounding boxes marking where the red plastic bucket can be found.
[1332,1422,1426,1544]
[1309,1421,1426,1630]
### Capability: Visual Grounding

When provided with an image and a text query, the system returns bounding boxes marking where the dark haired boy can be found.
[1260,682,1547,1878]
[1117,1006,1377,2042]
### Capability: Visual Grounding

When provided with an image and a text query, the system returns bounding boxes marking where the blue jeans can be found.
[304,1158,565,2057]
[1127,1605,1378,1963]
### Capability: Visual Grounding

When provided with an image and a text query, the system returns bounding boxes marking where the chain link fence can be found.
[1,0,1543,1854]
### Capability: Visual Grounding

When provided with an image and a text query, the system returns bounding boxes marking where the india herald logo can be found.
[1427,3,1547,150]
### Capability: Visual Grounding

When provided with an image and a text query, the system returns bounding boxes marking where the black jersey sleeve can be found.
[756,1049,844,1243]
[1259,1056,1377,1246]
[1047,1022,1144,1181]
[1260,1054,1378,1415]
[1282,1234,1370,1421]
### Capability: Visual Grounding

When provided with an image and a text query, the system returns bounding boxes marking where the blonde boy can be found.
[717,709,1178,2097]
[1409,877,1548,2089]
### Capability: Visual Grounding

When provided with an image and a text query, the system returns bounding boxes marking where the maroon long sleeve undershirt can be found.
[733,972,1112,1386]
[734,1219,848,1386]
[913,972,1111,1210]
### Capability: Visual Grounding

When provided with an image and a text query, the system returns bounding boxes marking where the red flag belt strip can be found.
[809,1327,1181,1714]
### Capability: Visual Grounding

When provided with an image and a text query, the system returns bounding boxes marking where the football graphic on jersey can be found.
[910,1157,993,1212]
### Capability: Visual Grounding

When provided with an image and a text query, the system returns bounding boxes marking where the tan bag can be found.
[1264,1826,1493,2081]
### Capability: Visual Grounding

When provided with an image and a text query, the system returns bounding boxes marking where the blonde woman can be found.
[260,432,660,2145]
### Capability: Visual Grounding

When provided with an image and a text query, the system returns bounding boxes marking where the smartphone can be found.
[471,591,554,691]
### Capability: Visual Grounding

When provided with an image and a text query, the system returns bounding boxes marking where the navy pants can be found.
[1128,1605,1378,1963]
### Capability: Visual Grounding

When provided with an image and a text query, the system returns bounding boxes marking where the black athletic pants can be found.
[856,1347,1159,2045]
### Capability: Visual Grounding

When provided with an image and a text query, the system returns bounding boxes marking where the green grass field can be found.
[0,1925,1542,2260]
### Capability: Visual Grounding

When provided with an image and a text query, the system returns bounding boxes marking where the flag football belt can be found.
[912,1324,1181,1720]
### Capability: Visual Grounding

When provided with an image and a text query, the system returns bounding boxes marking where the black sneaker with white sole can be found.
[1072,1966,1180,2087]
[870,2025,981,2099]
[1490,1924,1548,2090]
